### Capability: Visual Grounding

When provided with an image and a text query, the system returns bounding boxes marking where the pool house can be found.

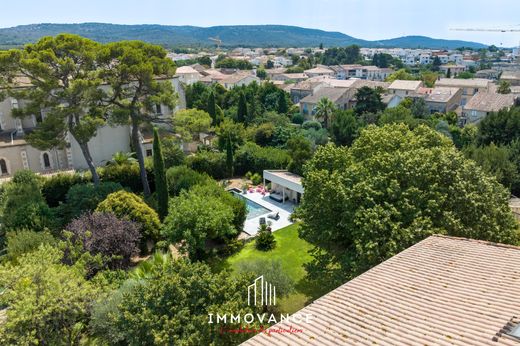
[263,170,304,204]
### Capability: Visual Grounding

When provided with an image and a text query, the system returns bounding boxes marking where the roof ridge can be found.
[430,234,520,251]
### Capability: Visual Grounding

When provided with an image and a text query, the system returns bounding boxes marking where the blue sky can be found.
[1,0,519,47]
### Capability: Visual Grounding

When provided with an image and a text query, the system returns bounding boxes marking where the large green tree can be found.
[354,86,386,116]
[172,109,212,142]
[477,106,520,146]
[98,41,177,197]
[236,91,248,123]
[153,128,168,220]
[216,118,245,177]
[0,34,105,184]
[331,110,361,146]
[298,124,519,286]
[0,245,98,345]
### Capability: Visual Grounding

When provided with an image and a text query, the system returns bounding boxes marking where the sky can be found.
[1,0,519,47]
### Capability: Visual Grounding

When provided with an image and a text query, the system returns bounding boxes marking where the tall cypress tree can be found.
[225,135,234,178]
[278,92,288,114]
[153,128,168,220]
[207,90,217,126]
[237,91,248,123]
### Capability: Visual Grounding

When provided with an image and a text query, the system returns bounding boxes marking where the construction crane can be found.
[209,37,222,50]
[451,27,520,60]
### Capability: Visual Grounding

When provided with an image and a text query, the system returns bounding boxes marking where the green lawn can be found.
[223,223,320,313]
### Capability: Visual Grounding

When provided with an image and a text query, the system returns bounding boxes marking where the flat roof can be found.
[244,235,520,345]
[264,170,302,185]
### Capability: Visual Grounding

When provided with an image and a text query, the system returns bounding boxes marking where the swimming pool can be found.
[230,190,271,219]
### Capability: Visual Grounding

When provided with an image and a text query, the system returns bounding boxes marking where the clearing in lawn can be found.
[223,223,323,314]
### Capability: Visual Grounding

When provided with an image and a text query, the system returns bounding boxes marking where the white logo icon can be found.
[247,275,276,306]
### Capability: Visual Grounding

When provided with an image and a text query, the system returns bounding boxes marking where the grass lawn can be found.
[222,223,322,314]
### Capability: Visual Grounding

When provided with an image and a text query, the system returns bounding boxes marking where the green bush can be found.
[166,166,211,196]
[41,173,88,207]
[234,142,290,176]
[57,182,123,224]
[292,113,305,125]
[5,229,56,262]
[186,150,227,179]
[96,191,161,244]
[0,170,55,234]
[255,226,276,251]
[100,162,155,193]
[161,136,185,168]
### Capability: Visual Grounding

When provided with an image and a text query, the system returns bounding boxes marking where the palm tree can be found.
[315,97,336,129]
[130,251,173,280]
[107,151,137,166]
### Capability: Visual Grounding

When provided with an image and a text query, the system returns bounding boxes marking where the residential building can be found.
[388,80,423,97]
[244,235,520,346]
[475,69,501,80]
[419,53,431,65]
[299,87,353,116]
[303,66,335,78]
[218,72,260,89]
[501,71,520,86]
[289,79,327,104]
[365,66,394,81]
[271,73,307,83]
[435,78,492,106]
[462,92,516,124]
[439,64,466,76]
[422,87,463,114]
[265,68,287,80]
[174,65,202,85]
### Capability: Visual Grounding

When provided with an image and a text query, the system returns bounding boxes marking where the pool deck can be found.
[239,191,295,236]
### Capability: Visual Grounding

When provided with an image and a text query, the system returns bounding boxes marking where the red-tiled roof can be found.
[243,235,520,345]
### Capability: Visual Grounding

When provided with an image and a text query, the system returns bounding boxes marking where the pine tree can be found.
[237,91,248,123]
[446,68,452,79]
[278,92,288,114]
[207,90,217,126]
[153,128,168,220]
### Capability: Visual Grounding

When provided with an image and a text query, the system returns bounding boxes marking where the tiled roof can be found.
[300,87,349,104]
[388,80,422,91]
[424,87,461,103]
[304,67,335,74]
[436,78,490,89]
[243,235,520,346]
[464,92,515,112]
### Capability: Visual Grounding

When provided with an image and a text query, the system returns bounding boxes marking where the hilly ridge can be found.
[0,23,487,49]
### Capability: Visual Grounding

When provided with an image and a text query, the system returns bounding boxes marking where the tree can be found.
[410,98,429,118]
[108,151,137,166]
[498,80,512,94]
[331,110,361,146]
[446,68,452,78]
[236,91,248,123]
[464,144,519,193]
[161,136,185,168]
[319,43,324,50]
[0,170,54,235]
[109,260,259,345]
[0,35,104,185]
[278,91,288,114]
[315,97,336,129]
[66,212,141,270]
[4,230,56,262]
[266,60,274,69]
[298,124,520,284]
[173,108,212,142]
[431,56,442,71]
[354,86,386,115]
[153,128,168,220]
[98,41,177,197]
[287,135,313,176]
[0,245,98,345]
[385,68,416,82]
[96,190,161,248]
[255,224,276,251]
[166,165,211,196]
[216,119,245,177]
[162,189,236,259]
[256,67,267,80]
[236,259,294,298]
[207,90,218,125]
[477,107,520,146]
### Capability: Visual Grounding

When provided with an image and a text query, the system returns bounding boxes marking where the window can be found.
[155,104,162,114]
[0,159,8,175]
[43,153,51,169]
[146,149,153,157]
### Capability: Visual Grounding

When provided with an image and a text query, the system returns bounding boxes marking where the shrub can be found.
[292,113,305,125]
[255,225,276,251]
[234,142,290,176]
[66,212,141,270]
[161,136,185,168]
[5,229,56,262]
[302,120,322,131]
[41,173,87,207]
[96,191,161,244]
[166,166,211,196]
[100,162,155,193]
[58,182,123,224]
[0,170,55,234]
[186,151,227,179]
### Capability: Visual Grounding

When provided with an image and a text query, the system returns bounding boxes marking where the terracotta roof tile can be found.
[243,235,520,345]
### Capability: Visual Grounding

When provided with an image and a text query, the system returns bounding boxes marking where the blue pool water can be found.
[231,191,271,219]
